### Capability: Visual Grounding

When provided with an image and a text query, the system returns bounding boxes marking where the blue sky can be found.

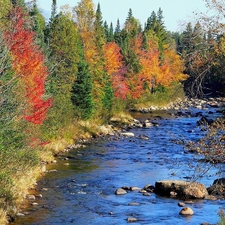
[32,0,208,32]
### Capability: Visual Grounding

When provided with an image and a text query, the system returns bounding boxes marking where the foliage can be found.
[46,12,79,133]
[4,6,52,125]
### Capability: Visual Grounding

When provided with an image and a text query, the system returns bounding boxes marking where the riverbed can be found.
[12,108,225,225]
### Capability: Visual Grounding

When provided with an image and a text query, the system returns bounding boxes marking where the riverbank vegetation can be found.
[0,0,225,223]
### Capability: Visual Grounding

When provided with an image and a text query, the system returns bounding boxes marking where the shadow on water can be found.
[11,108,225,225]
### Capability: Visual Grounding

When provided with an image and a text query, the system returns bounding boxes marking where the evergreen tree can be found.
[94,3,106,54]
[71,59,94,119]
[51,0,57,19]
[108,22,114,42]
[114,19,122,46]
[29,0,46,49]
[144,8,169,52]
[103,21,109,42]
[47,13,79,130]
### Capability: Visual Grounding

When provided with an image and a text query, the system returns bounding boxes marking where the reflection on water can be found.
[12,108,225,225]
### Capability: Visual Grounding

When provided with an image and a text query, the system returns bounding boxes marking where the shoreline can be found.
[6,97,225,224]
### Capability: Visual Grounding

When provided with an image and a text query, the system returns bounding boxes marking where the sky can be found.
[31,0,209,32]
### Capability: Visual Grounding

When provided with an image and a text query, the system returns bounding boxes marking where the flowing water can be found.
[12,108,225,225]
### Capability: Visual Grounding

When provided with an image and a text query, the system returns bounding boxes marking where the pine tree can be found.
[114,19,122,46]
[108,22,114,42]
[144,8,169,53]
[47,12,79,129]
[51,0,57,19]
[29,0,46,49]
[94,3,106,54]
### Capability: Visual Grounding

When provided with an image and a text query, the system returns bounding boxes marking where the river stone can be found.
[115,188,127,195]
[127,217,138,222]
[26,194,35,200]
[179,207,194,215]
[207,178,225,197]
[178,202,185,207]
[16,213,25,217]
[130,186,141,191]
[155,180,208,199]
[143,184,155,193]
[121,132,135,137]
[128,202,140,206]
[143,122,153,128]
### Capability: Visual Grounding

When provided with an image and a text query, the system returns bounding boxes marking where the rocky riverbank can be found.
[132,97,225,113]
[11,97,225,224]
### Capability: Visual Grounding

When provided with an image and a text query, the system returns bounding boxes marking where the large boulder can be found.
[207,178,225,197]
[155,180,208,199]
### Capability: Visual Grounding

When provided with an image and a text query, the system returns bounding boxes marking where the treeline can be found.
[1,0,187,143]
[173,21,225,97]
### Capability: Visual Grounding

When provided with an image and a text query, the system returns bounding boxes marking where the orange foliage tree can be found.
[104,41,129,99]
[130,35,187,98]
[5,6,52,125]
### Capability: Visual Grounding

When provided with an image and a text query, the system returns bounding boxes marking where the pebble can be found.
[127,217,138,222]
[26,194,35,200]
[16,213,25,217]
[115,188,127,195]
[179,207,194,215]
[130,186,141,191]
[178,202,185,207]
[31,202,39,206]
[128,202,140,206]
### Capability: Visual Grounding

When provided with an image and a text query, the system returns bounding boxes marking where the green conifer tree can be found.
[47,13,79,131]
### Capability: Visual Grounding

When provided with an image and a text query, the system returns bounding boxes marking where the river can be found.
[12,108,225,225]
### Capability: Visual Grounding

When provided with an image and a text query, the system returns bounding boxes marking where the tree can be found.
[71,37,94,120]
[51,0,57,19]
[27,0,46,49]
[104,41,129,99]
[114,19,122,47]
[144,8,169,53]
[5,6,52,125]
[47,12,79,129]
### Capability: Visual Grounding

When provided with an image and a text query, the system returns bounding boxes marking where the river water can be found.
[12,108,225,225]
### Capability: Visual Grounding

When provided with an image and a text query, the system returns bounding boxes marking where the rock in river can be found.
[115,188,127,195]
[155,180,208,199]
[179,207,194,216]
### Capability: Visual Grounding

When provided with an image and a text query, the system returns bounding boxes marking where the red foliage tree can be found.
[104,42,129,99]
[4,6,52,125]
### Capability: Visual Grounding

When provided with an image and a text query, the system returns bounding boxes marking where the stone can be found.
[48,169,57,173]
[143,122,153,128]
[121,132,135,137]
[115,188,127,195]
[26,194,35,200]
[155,180,208,199]
[35,194,43,198]
[31,202,39,206]
[178,202,185,207]
[130,186,141,191]
[143,184,155,193]
[127,217,138,222]
[16,213,25,217]
[179,207,194,215]
[128,202,140,206]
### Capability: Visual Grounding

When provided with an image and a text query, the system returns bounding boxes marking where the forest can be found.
[0,0,225,223]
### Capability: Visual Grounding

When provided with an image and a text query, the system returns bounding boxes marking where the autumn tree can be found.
[5,6,52,126]
[0,29,26,152]
[104,41,129,99]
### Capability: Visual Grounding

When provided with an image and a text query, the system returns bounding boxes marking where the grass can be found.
[133,82,185,110]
